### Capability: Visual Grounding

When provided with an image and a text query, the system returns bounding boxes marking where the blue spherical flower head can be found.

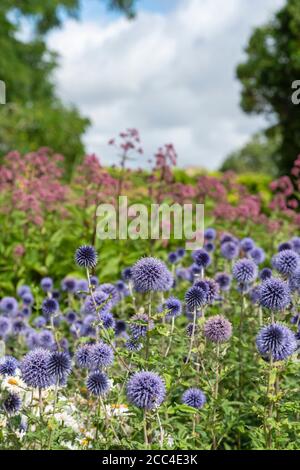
[291,237,300,254]
[186,323,199,337]
[185,286,207,311]
[192,249,211,269]
[99,284,120,306]
[61,277,77,293]
[87,371,110,396]
[47,351,71,382]
[272,249,300,277]
[221,233,237,245]
[289,268,300,293]
[40,277,53,293]
[240,237,255,253]
[17,285,31,298]
[12,318,26,335]
[215,272,232,291]
[100,312,115,330]
[250,247,265,265]
[0,317,10,338]
[21,291,34,306]
[21,348,54,389]
[221,241,239,260]
[278,242,293,252]
[204,315,232,343]
[3,393,22,415]
[259,267,272,281]
[125,339,143,352]
[129,313,154,339]
[132,257,173,293]
[39,330,54,349]
[259,277,291,311]
[162,297,182,320]
[115,320,127,336]
[168,252,178,264]
[233,259,258,284]
[202,280,220,304]
[204,242,215,252]
[204,227,216,241]
[75,245,98,269]
[127,371,165,410]
[0,356,18,376]
[42,298,59,317]
[65,310,77,324]
[122,267,133,282]
[176,248,186,258]
[0,297,18,315]
[249,286,261,305]
[90,342,114,369]
[182,388,206,409]
[75,344,92,368]
[256,323,297,362]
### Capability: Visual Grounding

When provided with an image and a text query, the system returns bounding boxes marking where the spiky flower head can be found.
[272,249,300,277]
[75,344,92,368]
[132,257,173,293]
[122,267,133,282]
[40,277,53,292]
[176,248,186,258]
[186,322,199,337]
[3,393,22,415]
[185,285,207,311]
[289,268,300,293]
[0,356,18,376]
[87,371,110,396]
[75,245,98,269]
[204,315,232,343]
[129,313,154,339]
[47,351,71,382]
[126,371,165,409]
[232,259,258,283]
[259,267,272,281]
[250,247,265,265]
[221,241,239,260]
[161,297,182,319]
[256,323,297,362]
[0,297,18,315]
[42,298,59,317]
[192,249,211,269]
[89,342,114,369]
[168,252,178,264]
[21,348,54,389]
[125,339,143,352]
[61,277,77,293]
[240,237,255,253]
[100,312,115,330]
[278,242,292,252]
[215,272,232,291]
[204,227,216,241]
[259,277,291,311]
[84,290,111,315]
[182,388,206,409]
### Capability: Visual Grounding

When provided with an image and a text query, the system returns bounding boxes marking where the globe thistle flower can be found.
[256,323,297,362]
[100,312,115,330]
[186,323,199,337]
[84,290,110,316]
[99,284,120,306]
[291,237,300,254]
[202,280,220,304]
[129,313,154,339]
[38,330,55,349]
[61,277,77,293]
[204,242,215,252]
[90,275,99,288]
[115,320,127,336]
[232,259,258,283]
[192,249,211,269]
[33,317,46,330]
[40,277,53,293]
[0,297,18,315]
[66,310,77,324]
[259,267,272,281]
[132,257,173,293]
[204,315,232,343]
[204,227,216,241]
[21,306,31,317]
[250,247,265,265]
[278,242,293,252]
[21,292,34,306]
[176,248,186,258]
[182,388,206,409]
[87,371,110,396]
[215,272,232,291]
[52,289,61,300]
[240,237,255,253]
[75,279,89,298]
[289,268,300,293]
[115,280,126,292]
[26,331,40,350]
[3,393,22,415]
[126,371,165,409]
[125,339,143,352]
[221,241,239,260]
[0,356,18,376]
[75,245,98,269]
[21,348,54,389]
[220,233,237,245]
[0,317,10,338]
[176,268,193,282]
[185,286,207,311]
[161,297,182,320]
[272,249,300,277]
[75,344,92,368]
[11,319,26,335]
[168,252,178,264]
[17,285,31,298]
[47,351,71,382]
[42,298,59,317]
[190,264,202,275]
[259,278,291,311]
[90,342,114,369]
[249,286,261,305]
[122,267,133,282]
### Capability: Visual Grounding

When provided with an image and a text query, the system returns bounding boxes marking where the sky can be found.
[48,0,285,169]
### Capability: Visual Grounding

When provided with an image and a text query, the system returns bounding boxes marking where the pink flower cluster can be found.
[0,148,67,225]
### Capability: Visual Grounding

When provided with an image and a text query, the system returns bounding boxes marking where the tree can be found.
[0,1,137,178]
[220,131,281,176]
[236,0,300,175]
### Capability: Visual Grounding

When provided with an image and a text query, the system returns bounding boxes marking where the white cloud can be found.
[48,0,285,169]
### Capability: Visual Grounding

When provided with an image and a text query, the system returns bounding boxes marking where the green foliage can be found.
[236,0,300,175]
